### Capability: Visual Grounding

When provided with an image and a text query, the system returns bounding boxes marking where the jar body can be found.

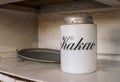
[60,24,97,73]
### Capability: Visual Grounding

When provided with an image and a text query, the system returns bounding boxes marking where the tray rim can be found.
[17,48,60,63]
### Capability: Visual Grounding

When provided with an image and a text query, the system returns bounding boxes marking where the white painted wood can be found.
[15,80,26,82]
[0,46,16,53]
[0,5,38,13]
[0,57,120,82]
[0,8,38,51]
[39,7,120,15]
[0,51,16,58]
[0,0,23,5]
[0,73,15,82]
[95,0,120,7]
[38,10,120,54]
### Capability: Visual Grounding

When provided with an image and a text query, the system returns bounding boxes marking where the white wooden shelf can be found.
[0,57,120,82]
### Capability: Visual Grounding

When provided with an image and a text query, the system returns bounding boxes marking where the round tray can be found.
[17,48,60,63]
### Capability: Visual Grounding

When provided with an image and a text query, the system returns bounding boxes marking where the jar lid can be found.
[64,14,93,24]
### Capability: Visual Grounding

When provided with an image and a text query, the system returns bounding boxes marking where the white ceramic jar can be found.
[60,14,97,74]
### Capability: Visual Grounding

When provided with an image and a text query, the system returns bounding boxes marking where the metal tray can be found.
[17,48,60,63]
